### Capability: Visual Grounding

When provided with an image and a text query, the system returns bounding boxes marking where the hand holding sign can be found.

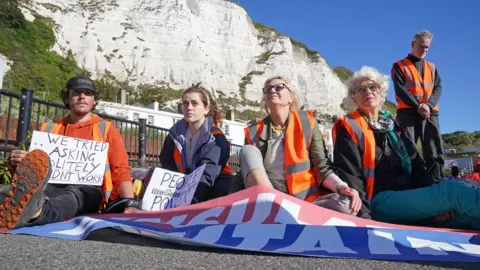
[7,150,28,169]
[142,164,205,211]
[29,131,109,186]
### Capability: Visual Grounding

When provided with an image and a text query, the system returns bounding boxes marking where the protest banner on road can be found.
[6,185,480,262]
[29,131,109,186]
[141,164,205,211]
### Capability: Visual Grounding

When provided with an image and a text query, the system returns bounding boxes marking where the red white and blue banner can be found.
[5,186,480,262]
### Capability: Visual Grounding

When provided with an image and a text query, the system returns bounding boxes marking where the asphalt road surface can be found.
[0,229,478,269]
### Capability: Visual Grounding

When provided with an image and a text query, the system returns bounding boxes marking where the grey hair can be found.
[343,66,390,111]
[412,30,433,42]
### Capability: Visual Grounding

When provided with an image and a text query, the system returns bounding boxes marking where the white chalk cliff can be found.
[0,54,12,89]
[23,0,347,116]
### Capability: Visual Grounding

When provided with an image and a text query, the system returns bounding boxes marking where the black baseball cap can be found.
[66,75,98,93]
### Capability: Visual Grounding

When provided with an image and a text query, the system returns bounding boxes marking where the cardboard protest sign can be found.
[29,131,109,186]
[142,164,205,211]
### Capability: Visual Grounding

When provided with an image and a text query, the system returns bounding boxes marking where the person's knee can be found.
[315,193,355,215]
[239,145,264,181]
[240,145,262,161]
[442,179,470,193]
[432,180,472,203]
[73,185,103,210]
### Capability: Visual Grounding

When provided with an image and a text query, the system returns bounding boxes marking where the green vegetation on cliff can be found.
[0,1,396,123]
[333,66,353,82]
[0,0,86,101]
[254,22,321,62]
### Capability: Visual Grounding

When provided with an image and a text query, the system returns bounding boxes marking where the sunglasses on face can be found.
[262,83,290,94]
[354,83,380,96]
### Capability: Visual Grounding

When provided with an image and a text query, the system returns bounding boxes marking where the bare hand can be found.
[124,207,143,214]
[8,150,28,170]
[338,186,362,213]
[417,104,431,119]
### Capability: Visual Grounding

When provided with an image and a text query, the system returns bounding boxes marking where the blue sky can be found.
[239,0,479,134]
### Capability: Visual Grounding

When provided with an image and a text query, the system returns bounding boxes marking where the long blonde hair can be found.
[261,76,299,115]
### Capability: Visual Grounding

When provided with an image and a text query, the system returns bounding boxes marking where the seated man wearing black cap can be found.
[0,75,138,231]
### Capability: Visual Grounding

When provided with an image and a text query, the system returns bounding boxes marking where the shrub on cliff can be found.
[0,1,84,100]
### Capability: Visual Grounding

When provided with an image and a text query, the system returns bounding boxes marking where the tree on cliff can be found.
[0,0,84,100]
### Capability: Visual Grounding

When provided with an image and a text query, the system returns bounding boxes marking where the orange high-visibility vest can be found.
[332,110,376,200]
[395,58,438,111]
[245,110,324,202]
[40,118,113,206]
[173,125,233,175]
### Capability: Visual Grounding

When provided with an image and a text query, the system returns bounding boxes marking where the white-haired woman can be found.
[333,66,480,228]
[239,76,361,215]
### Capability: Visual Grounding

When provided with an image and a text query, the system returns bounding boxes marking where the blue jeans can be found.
[371,180,480,229]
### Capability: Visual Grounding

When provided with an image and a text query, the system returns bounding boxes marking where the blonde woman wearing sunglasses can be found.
[238,76,361,215]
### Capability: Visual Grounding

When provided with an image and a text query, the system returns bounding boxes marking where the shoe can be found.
[0,149,51,231]
[0,184,11,202]
[104,198,142,213]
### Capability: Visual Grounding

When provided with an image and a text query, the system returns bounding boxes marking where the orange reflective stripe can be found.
[336,110,376,200]
[395,58,438,111]
[331,120,344,146]
[173,147,184,173]
[284,110,322,201]
[221,163,233,175]
[40,119,63,134]
[297,110,315,150]
[40,122,53,132]
[210,126,222,135]
[429,62,436,83]
[39,123,47,132]
[245,120,263,146]
[92,120,113,203]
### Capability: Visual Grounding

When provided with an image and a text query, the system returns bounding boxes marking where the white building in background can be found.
[96,91,335,149]
[96,100,248,146]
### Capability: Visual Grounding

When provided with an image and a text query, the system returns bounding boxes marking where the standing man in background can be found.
[450,162,459,180]
[392,30,445,180]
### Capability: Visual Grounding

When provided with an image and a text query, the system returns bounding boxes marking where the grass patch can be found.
[238,71,265,104]
[254,22,320,62]
[256,49,286,64]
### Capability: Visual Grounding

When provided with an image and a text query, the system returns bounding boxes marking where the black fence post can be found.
[138,118,147,168]
[16,88,34,148]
